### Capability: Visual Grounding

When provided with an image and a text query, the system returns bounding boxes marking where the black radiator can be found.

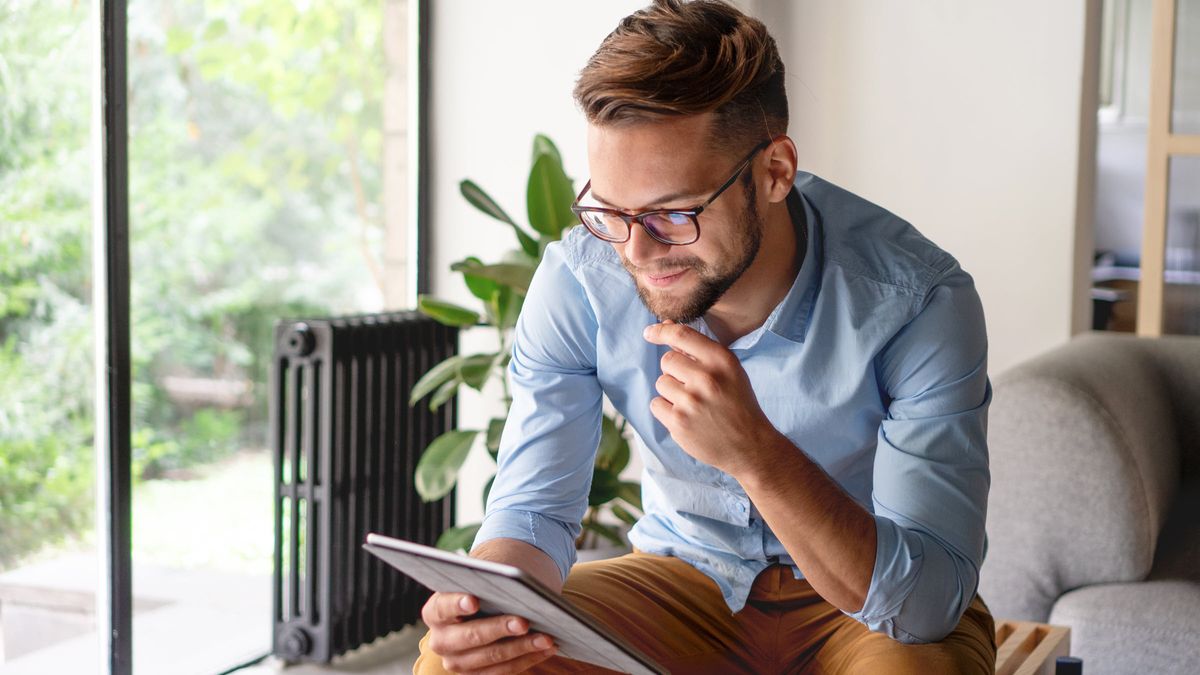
[270,312,459,663]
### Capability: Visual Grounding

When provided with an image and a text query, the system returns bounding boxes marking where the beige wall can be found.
[429,1,1099,522]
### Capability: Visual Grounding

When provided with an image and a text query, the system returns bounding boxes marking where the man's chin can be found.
[635,285,701,324]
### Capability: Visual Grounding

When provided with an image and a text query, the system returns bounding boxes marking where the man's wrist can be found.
[733,424,798,491]
[470,537,565,593]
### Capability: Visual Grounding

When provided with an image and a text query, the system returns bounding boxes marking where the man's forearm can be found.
[470,537,564,594]
[736,428,877,613]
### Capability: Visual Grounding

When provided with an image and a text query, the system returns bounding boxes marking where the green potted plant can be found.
[410,135,642,555]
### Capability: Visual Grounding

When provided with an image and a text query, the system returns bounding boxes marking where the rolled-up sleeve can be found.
[848,264,991,643]
[471,241,603,583]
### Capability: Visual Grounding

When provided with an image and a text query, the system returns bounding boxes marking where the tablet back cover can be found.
[363,535,667,674]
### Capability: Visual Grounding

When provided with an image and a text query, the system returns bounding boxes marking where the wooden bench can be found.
[995,620,1071,675]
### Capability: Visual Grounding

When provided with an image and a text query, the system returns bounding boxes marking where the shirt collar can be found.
[765,180,824,344]
[689,182,823,349]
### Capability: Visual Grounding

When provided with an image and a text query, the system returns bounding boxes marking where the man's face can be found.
[584,115,764,324]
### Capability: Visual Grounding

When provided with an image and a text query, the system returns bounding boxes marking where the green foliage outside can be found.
[411,136,644,554]
[0,0,384,568]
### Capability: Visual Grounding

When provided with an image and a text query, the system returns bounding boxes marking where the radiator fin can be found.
[271,313,458,662]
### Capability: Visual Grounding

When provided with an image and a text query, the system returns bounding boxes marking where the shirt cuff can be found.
[848,514,978,644]
[472,508,579,583]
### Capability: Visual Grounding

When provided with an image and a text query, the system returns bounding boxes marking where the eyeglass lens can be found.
[579,210,696,244]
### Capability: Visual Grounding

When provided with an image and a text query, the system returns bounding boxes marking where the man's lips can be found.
[643,268,689,287]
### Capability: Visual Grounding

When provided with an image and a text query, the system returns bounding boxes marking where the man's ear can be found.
[763,136,798,204]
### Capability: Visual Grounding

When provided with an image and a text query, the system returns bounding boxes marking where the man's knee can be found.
[413,630,450,675]
[821,599,996,674]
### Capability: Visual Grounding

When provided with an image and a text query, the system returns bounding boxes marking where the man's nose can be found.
[623,219,672,268]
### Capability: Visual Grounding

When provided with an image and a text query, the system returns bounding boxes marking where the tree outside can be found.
[1,0,397,646]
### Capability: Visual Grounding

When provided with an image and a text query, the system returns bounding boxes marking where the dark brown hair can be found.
[574,0,788,156]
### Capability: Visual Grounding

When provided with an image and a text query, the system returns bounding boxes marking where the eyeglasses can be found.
[570,139,771,246]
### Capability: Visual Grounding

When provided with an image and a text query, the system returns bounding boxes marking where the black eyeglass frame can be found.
[570,138,772,246]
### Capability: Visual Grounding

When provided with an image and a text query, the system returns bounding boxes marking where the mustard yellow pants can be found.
[413,550,995,674]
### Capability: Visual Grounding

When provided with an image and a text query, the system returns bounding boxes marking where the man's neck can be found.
[704,195,802,346]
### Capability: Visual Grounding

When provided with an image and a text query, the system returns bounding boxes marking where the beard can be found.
[622,180,764,324]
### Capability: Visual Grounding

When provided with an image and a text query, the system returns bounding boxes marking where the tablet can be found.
[363,532,667,675]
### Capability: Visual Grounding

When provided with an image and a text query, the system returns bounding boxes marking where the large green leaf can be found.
[460,179,517,225]
[460,180,540,258]
[482,473,496,511]
[617,481,643,512]
[514,229,541,259]
[415,429,479,501]
[458,256,499,304]
[436,523,482,553]
[493,286,524,330]
[458,352,495,390]
[526,153,576,238]
[450,259,535,294]
[610,503,639,526]
[429,377,461,411]
[485,417,506,459]
[595,416,630,474]
[417,295,480,327]
[409,355,464,405]
[531,134,562,166]
[588,466,622,507]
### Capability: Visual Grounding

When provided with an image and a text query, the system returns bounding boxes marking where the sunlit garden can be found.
[1,0,387,573]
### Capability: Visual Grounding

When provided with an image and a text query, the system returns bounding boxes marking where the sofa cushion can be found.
[982,333,1181,621]
[1049,580,1200,675]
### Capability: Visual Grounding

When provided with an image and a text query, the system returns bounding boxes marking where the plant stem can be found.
[498,330,512,404]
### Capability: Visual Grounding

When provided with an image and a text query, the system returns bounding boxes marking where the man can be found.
[415,1,994,673]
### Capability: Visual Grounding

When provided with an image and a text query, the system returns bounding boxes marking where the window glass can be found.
[125,0,398,669]
[0,0,101,667]
[1173,0,1200,133]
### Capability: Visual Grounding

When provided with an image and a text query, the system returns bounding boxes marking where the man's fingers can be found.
[421,592,478,626]
[439,633,555,673]
[430,615,529,654]
[643,321,722,360]
[471,642,558,675]
[654,373,688,405]
[658,349,708,387]
[649,395,673,424]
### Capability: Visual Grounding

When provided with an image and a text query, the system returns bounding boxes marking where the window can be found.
[0,0,425,670]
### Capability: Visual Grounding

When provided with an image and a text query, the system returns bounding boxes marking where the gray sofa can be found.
[979,332,1200,674]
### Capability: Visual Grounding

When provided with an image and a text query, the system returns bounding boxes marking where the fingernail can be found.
[459,597,472,612]
[533,635,552,649]
[508,619,523,634]
[643,325,654,339]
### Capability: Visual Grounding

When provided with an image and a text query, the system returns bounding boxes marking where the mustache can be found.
[621,258,704,275]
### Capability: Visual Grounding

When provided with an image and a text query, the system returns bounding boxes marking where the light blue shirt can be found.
[474,172,991,644]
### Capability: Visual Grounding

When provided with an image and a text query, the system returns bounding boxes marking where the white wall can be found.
[429,1,644,526]
[429,1,1099,523]
[758,0,1099,374]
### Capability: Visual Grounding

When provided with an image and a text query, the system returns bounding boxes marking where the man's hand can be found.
[643,321,781,477]
[420,592,557,674]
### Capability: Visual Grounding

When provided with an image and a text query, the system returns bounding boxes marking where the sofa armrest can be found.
[979,333,1181,622]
